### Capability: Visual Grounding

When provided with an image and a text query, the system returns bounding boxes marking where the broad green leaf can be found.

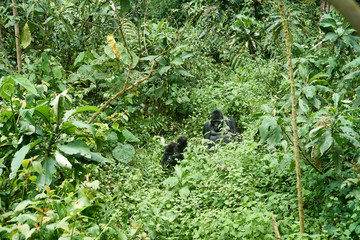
[158,66,171,75]
[163,211,178,222]
[67,196,90,213]
[309,125,325,138]
[309,72,330,82]
[154,86,166,99]
[179,186,190,199]
[163,177,179,187]
[75,105,100,113]
[87,152,111,163]
[77,65,95,79]
[343,57,360,70]
[332,93,340,108]
[320,131,333,155]
[54,151,72,169]
[58,140,91,158]
[21,109,35,125]
[352,87,360,109]
[0,82,15,101]
[344,70,360,80]
[10,144,31,179]
[104,45,115,59]
[32,161,43,174]
[18,223,36,240]
[54,95,65,125]
[56,216,71,232]
[180,51,193,59]
[15,200,33,212]
[34,104,51,124]
[174,68,193,77]
[37,156,56,187]
[339,133,360,147]
[41,52,49,71]
[324,32,338,42]
[72,120,96,136]
[267,125,282,148]
[74,52,85,66]
[299,99,309,113]
[121,50,139,67]
[52,66,62,79]
[302,86,316,98]
[174,165,184,180]
[140,55,157,61]
[171,56,184,65]
[21,22,31,49]
[112,143,135,163]
[12,74,38,95]
[320,17,337,32]
[122,129,140,142]
[62,109,76,124]
[85,180,100,190]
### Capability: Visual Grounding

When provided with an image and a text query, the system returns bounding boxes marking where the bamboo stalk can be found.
[277,0,305,234]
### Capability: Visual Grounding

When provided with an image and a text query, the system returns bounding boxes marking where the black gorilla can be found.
[203,109,241,147]
[161,136,188,169]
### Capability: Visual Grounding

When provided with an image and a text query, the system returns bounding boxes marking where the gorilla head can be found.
[210,109,224,133]
[176,136,188,153]
[161,136,188,169]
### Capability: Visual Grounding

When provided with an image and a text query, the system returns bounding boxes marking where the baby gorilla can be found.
[161,136,188,170]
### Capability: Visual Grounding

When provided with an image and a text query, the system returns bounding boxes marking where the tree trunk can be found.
[12,0,22,73]
[277,0,305,234]
[320,0,330,21]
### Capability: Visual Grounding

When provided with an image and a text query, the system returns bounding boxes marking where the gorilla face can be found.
[210,110,224,133]
[211,120,223,133]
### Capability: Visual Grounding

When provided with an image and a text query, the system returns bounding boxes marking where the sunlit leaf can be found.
[112,143,135,163]
[21,22,32,49]
[122,129,140,142]
[12,74,38,95]
[58,140,91,157]
[320,130,333,155]
[32,161,43,174]
[179,186,190,199]
[15,200,33,212]
[332,93,340,108]
[10,144,31,179]
[54,151,72,169]
[171,56,184,65]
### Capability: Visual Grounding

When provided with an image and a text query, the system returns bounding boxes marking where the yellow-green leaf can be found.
[107,34,121,60]
[21,22,32,49]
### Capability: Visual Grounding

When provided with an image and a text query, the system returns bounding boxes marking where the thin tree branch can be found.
[272,215,281,240]
[70,13,118,29]
[12,0,22,73]
[88,61,156,124]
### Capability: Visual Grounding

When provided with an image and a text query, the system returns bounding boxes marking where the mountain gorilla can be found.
[161,136,188,169]
[203,109,241,148]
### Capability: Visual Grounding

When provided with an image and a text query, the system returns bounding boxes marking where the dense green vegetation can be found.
[1,0,360,239]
